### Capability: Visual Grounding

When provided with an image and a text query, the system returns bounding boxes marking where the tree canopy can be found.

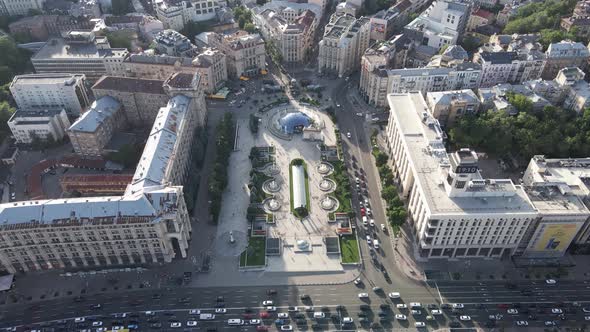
[111,0,133,15]
[448,105,590,161]
[0,37,33,85]
[503,0,577,34]
[233,6,253,29]
[180,21,212,43]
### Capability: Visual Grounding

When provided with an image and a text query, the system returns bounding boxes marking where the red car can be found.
[497,304,510,309]
[360,208,366,216]
[259,312,270,318]
[256,326,269,331]
[243,314,254,319]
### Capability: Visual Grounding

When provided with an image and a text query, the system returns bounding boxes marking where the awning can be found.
[0,274,14,291]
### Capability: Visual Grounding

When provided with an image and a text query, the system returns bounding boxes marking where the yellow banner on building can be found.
[532,223,581,252]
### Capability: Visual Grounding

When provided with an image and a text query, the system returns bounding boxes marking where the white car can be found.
[381,224,386,232]
[189,309,200,315]
[395,314,407,320]
[354,278,362,285]
[396,304,407,309]
[410,302,422,309]
[170,322,182,328]
[280,325,293,331]
[266,306,277,312]
[431,310,442,315]
[215,308,227,314]
[92,322,103,327]
[414,322,426,328]
[459,315,471,321]
[373,239,380,249]
[388,292,400,299]
[583,308,590,313]
[249,319,261,325]
[366,235,371,244]
[507,309,518,314]
[546,279,557,284]
[74,318,85,323]
[278,313,289,318]
[262,300,274,306]
[346,132,351,138]
[452,303,464,309]
[370,219,375,227]
[145,311,156,316]
[545,321,556,326]
[313,312,325,319]
[187,321,198,327]
[342,317,353,324]
[112,327,124,331]
[552,308,563,314]
[585,316,590,321]
[356,112,363,117]
[516,321,529,326]
[358,293,369,298]
[411,310,422,315]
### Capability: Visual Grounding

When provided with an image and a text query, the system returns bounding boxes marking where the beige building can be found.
[425,89,479,127]
[318,13,370,78]
[385,92,537,259]
[0,73,207,274]
[92,76,169,127]
[199,31,267,78]
[68,96,127,157]
[192,48,228,93]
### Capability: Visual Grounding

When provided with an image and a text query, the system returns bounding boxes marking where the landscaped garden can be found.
[239,236,266,267]
[340,232,360,264]
[328,160,352,220]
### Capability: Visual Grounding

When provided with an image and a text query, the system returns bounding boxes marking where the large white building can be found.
[9,74,91,116]
[0,0,45,16]
[154,0,222,30]
[318,13,370,78]
[363,63,481,107]
[404,0,470,51]
[31,31,128,83]
[0,73,206,274]
[385,92,538,259]
[8,109,71,145]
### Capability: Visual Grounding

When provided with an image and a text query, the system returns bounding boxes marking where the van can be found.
[228,319,244,326]
[200,313,215,320]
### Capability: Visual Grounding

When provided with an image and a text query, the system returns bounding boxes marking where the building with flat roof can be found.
[92,76,169,126]
[191,48,227,93]
[425,89,479,127]
[153,29,195,57]
[404,0,470,51]
[385,92,538,259]
[318,13,370,78]
[541,40,590,80]
[369,0,411,41]
[10,73,90,116]
[474,47,545,87]
[0,72,207,274]
[68,96,126,157]
[154,0,222,30]
[31,31,129,83]
[8,108,71,145]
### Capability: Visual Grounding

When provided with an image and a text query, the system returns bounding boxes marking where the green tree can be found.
[180,21,211,42]
[381,185,397,202]
[244,23,256,33]
[507,93,533,114]
[503,0,577,34]
[111,0,132,15]
[375,151,388,166]
[460,35,483,53]
[104,30,133,50]
[106,144,142,168]
[387,207,407,225]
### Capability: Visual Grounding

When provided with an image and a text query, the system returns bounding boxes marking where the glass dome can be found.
[278,112,311,134]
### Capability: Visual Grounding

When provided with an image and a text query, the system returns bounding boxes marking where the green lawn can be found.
[329,161,352,214]
[239,237,266,267]
[340,234,360,263]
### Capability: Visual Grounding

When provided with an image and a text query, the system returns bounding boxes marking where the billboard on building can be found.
[526,222,583,256]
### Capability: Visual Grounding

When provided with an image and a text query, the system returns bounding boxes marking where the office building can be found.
[10,73,91,116]
[318,13,370,78]
[385,92,537,259]
[31,31,129,83]
[8,109,71,145]
[154,0,221,30]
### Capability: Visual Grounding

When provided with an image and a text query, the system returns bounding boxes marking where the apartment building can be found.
[425,89,479,127]
[361,63,481,107]
[466,8,494,32]
[31,31,129,83]
[192,48,228,93]
[8,15,94,42]
[154,0,221,30]
[561,0,590,40]
[541,40,590,80]
[119,54,198,80]
[92,76,169,127]
[474,49,545,87]
[369,0,411,41]
[318,13,370,78]
[0,0,45,16]
[518,156,590,257]
[385,92,538,259]
[68,96,127,157]
[254,8,317,63]
[153,29,194,57]
[8,109,71,145]
[556,67,590,113]
[10,74,91,116]
[404,0,470,51]
[204,31,266,78]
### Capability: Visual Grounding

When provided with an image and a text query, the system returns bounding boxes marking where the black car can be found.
[360,304,371,311]
[311,323,321,330]
[528,314,537,320]
[358,312,367,318]
[244,307,254,313]
[296,319,307,325]
[267,289,277,295]
[300,294,310,300]
[380,304,391,310]
[150,322,162,329]
[378,312,388,317]
[89,304,102,309]
[73,296,85,302]
[427,304,438,309]
[294,313,306,319]
[163,312,175,316]
[215,303,225,308]
[216,296,224,302]
[449,321,461,328]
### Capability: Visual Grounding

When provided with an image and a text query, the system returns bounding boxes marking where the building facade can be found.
[8,109,71,145]
[92,76,170,127]
[192,48,228,93]
[385,92,538,259]
[0,0,45,16]
[31,31,129,83]
[474,50,545,87]
[318,13,370,78]
[153,29,194,56]
[210,31,266,78]
[425,89,480,127]
[68,96,127,157]
[541,40,590,80]
[10,73,91,116]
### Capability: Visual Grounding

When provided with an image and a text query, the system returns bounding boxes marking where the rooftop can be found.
[427,89,479,106]
[32,37,127,60]
[68,96,122,133]
[387,92,536,215]
[11,73,85,87]
[10,108,64,120]
[92,76,166,95]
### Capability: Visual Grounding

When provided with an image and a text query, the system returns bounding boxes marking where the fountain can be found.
[263,197,282,212]
[263,178,281,194]
[320,196,339,211]
[319,178,336,192]
[317,162,334,175]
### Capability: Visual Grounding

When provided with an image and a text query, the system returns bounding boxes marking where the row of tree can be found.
[372,140,407,227]
[503,0,577,35]
[208,113,235,223]
[448,101,590,162]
